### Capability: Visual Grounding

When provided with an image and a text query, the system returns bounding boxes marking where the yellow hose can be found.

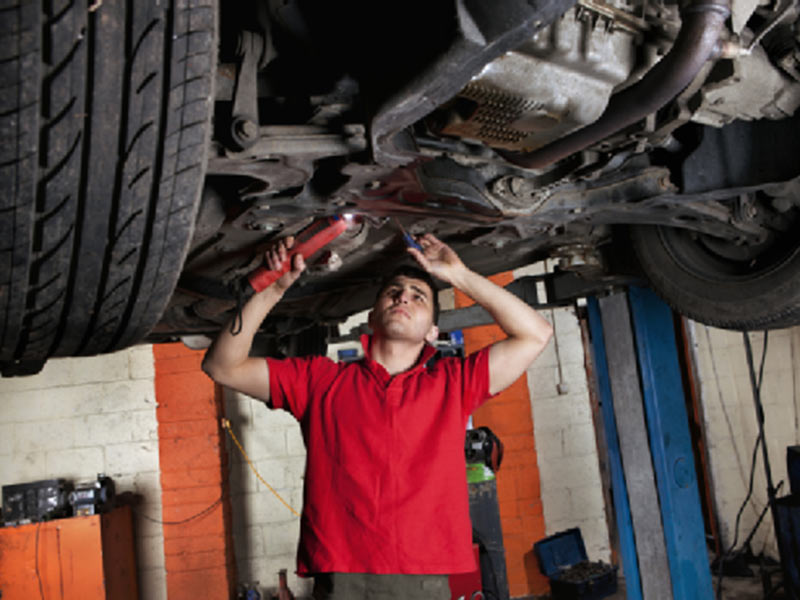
[221,418,300,517]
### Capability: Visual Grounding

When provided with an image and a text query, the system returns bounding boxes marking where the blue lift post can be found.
[586,298,643,600]
[587,288,713,599]
[627,286,713,599]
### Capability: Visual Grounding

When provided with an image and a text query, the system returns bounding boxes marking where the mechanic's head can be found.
[376,265,440,323]
[369,265,440,344]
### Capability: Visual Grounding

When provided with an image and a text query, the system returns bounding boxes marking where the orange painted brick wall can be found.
[456,273,550,597]
[154,343,236,600]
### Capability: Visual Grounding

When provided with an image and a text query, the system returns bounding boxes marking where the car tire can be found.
[1,0,217,374]
[630,221,800,330]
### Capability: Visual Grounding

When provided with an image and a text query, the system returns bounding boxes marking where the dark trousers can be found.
[312,573,451,600]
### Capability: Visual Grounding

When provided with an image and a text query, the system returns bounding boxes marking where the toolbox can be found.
[534,528,618,600]
[2,479,72,525]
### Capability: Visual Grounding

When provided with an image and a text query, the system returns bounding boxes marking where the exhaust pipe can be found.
[500,0,731,170]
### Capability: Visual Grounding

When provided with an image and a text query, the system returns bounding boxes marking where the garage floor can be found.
[601,574,793,600]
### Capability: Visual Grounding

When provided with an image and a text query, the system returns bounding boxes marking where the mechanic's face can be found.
[369,275,439,344]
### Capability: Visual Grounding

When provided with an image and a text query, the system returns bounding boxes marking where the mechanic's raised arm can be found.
[202,237,305,401]
[409,234,553,396]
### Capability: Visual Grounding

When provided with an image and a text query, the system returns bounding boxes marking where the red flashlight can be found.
[246,216,351,293]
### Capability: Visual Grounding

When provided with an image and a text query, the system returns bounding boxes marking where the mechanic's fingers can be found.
[292,253,306,273]
[419,233,441,247]
[277,240,288,263]
[275,253,306,291]
[418,234,445,257]
[265,236,297,270]
[265,248,279,270]
[407,247,433,272]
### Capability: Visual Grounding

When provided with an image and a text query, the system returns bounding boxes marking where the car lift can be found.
[586,287,713,600]
[437,277,715,599]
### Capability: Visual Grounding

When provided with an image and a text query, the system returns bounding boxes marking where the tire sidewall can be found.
[630,224,800,329]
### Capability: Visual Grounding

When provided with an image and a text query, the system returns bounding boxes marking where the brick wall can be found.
[515,264,610,563]
[223,388,310,597]
[153,343,236,600]
[691,324,800,557]
[0,346,167,599]
[527,306,609,556]
[456,272,551,597]
[511,264,610,565]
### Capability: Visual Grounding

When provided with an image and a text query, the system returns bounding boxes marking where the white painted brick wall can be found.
[692,323,800,559]
[516,263,611,562]
[224,388,312,597]
[0,345,166,600]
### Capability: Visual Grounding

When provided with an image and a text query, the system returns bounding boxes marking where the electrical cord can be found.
[222,418,300,517]
[704,326,752,491]
[727,430,764,552]
[741,481,784,553]
[35,521,44,600]
[715,330,769,600]
[132,495,225,526]
[130,417,299,526]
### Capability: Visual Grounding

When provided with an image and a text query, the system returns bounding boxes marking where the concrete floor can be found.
[601,573,791,600]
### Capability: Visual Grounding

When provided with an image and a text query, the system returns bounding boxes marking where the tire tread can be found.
[1,0,216,366]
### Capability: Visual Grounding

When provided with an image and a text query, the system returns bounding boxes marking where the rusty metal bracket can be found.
[230,30,272,150]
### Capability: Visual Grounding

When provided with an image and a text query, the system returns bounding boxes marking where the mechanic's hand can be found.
[265,236,306,293]
[407,233,467,285]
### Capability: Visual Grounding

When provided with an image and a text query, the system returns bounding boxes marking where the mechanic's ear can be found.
[424,324,439,345]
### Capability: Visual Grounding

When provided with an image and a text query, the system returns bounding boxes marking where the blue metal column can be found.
[627,286,713,599]
[586,298,643,600]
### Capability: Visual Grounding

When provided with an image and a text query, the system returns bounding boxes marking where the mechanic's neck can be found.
[369,335,426,376]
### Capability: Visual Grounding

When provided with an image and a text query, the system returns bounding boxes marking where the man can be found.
[203,232,553,600]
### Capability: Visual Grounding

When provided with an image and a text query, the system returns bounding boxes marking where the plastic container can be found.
[775,496,800,598]
[788,445,800,496]
[533,528,618,600]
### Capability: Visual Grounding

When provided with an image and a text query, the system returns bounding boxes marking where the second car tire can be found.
[630,221,800,331]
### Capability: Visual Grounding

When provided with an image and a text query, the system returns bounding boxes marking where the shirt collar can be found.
[359,334,437,374]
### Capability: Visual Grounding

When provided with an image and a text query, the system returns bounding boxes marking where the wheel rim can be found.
[657,202,800,284]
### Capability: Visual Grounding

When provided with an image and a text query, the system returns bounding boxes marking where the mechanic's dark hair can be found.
[376,265,440,325]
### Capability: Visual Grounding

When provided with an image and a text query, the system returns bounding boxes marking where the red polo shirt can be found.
[266,335,493,576]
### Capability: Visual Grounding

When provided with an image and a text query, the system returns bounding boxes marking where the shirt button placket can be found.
[386,376,403,569]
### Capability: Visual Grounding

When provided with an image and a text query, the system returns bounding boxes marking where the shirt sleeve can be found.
[266,355,338,421]
[460,346,494,418]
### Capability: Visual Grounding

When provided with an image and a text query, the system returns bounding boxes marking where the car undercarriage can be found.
[2,0,800,373]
